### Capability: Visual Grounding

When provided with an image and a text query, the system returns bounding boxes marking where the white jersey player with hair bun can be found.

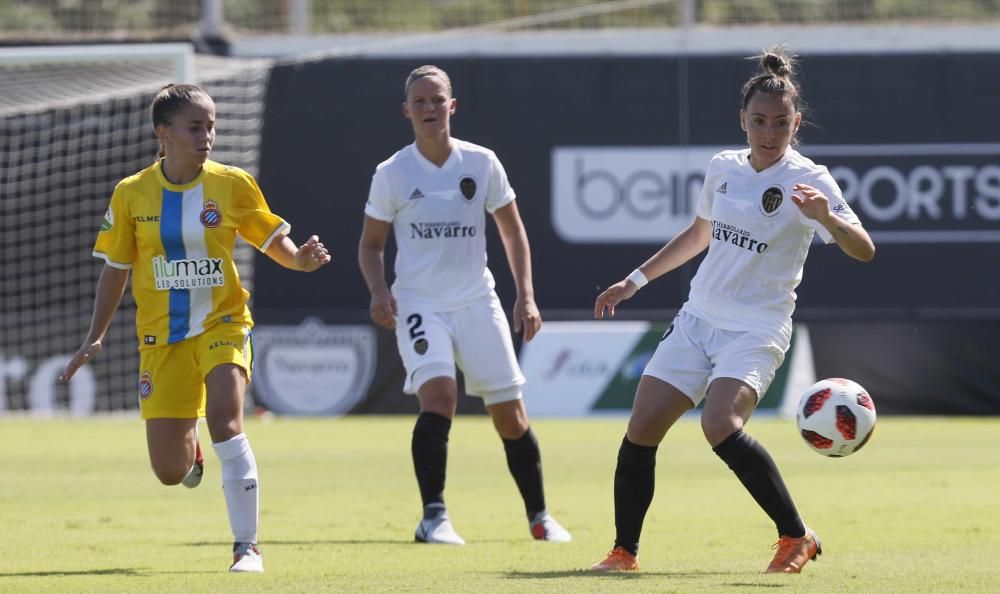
[358,64,571,547]
[685,147,861,346]
[590,48,874,575]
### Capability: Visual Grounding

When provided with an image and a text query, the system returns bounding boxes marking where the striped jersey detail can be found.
[160,185,216,344]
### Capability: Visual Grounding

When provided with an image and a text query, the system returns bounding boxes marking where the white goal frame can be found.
[0,42,195,83]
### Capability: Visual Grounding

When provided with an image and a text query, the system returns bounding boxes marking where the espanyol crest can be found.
[138,370,154,400]
[200,199,222,228]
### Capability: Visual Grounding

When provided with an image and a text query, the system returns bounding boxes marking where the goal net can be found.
[0,44,271,415]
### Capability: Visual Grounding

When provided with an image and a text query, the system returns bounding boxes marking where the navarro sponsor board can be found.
[552,144,1000,243]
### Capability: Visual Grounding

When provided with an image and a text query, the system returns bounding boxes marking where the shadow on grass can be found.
[502,569,737,580]
[0,568,146,578]
[187,539,420,547]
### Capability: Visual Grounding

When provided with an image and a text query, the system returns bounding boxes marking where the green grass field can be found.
[1,415,998,593]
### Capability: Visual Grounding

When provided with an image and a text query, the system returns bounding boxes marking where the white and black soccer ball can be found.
[796,378,876,457]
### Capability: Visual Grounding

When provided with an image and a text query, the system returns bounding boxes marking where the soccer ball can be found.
[796,378,876,457]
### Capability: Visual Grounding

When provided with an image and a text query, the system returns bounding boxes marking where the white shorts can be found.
[643,310,788,406]
[394,292,525,405]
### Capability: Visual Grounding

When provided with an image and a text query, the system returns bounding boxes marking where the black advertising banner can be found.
[251,52,1000,416]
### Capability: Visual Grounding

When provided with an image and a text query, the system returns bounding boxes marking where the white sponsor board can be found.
[252,318,376,416]
[0,354,96,416]
[552,144,1000,243]
[520,321,649,417]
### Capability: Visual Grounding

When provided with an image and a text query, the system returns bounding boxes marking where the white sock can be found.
[212,433,259,544]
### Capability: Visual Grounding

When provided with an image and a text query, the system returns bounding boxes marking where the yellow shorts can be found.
[137,323,254,419]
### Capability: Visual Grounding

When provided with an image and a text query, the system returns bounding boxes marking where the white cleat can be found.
[530,512,572,542]
[230,543,264,573]
[415,512,466,545]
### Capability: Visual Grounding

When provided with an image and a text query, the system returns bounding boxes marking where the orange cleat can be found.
[765,528,822,573]
[590,546,639,571]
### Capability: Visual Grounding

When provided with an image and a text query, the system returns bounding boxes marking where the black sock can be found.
[613,436,658,556]
[412,412,452,509]
[713,429,805,538]
[502,427,546,519]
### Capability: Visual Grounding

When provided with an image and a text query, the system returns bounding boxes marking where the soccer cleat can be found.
[590,546,639,571]
[765,527,822,573]
[529,512,572,542]
[415,511,466,545]
[230,542,264,573]
[182,441,204,489]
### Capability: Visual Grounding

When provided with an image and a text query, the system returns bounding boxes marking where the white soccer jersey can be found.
[683,148,860,344]
[364,139,516,311]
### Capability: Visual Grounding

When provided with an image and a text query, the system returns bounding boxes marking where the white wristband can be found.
[626,268,648,290]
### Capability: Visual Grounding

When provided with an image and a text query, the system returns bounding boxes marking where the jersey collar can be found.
[411,141,462,173]
[154,159,208,192]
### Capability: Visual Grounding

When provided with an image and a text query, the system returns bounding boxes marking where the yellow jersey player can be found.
[60,83,331,573]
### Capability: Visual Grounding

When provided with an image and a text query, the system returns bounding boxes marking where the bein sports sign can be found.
[551,144,1000,244]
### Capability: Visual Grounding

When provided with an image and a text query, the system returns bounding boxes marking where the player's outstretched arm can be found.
[492,201,541,342]
[265,234,332,272]
[358,216,397,330]
[594,217,712,319]
[60,265,129,382]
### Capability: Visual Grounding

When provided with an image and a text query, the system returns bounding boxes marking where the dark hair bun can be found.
[761,51,792,77]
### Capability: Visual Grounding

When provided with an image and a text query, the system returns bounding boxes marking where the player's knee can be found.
[150,460,189,485]
[484,388,527,439]
[415,363,458,415]
[701,412,743,447]
[205,416,242,443]
[625,418,666,447]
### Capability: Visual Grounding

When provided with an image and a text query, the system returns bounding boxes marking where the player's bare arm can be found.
[594,217,712,319]
[492,201,541,342]
[358,215,398,330]
[60,265,129,382]
[264,234,331,272]
[792,183,875,262]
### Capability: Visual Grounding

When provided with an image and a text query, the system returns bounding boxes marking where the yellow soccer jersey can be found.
[94,160,290,348]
